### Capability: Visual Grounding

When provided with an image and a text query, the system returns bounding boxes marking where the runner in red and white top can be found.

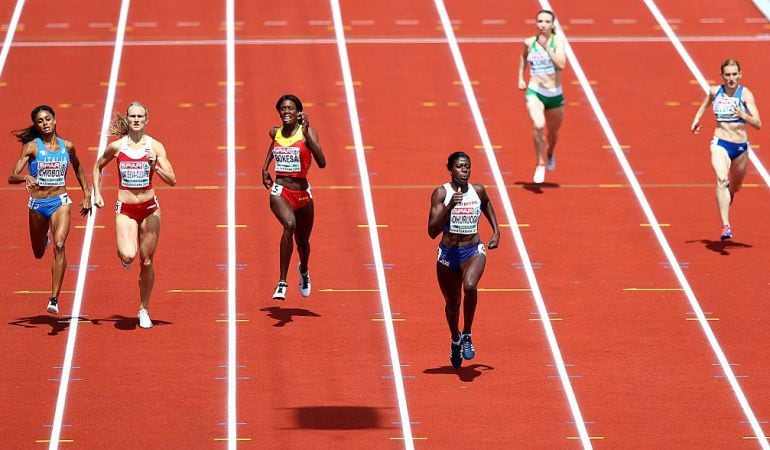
[261,94,326,301]
[93,101,177,329]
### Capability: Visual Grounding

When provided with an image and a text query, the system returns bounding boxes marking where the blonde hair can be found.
[720,58,741,74]
[108,101,149,136]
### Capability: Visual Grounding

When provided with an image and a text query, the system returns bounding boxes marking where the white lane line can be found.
[612,18,638,25]
[435,0,592,448]
[0,0,25,78]
[225,0,238,447]
[751,0,770,20]
[45,22,70,29]
[644,1,770,189]
[6,34,770,48]
[328,0,413,447]
[481,19,507,25]
[177,21,200,27]
[569,18,594,25]
[646,1,770,444]
[308,19,332,26]
[350,19,375,26]
[394,19,420,26]
[699,18,725,24]
[558,0,770,447]
[48,1,131,449]
[88,22,113,29]
[133,21,158,28]
[263,20,287,26]
[745,17,768,23]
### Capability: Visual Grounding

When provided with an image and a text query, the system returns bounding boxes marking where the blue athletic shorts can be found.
[28,193,71,219]
[437,242,486,270]
[712,137,749,160]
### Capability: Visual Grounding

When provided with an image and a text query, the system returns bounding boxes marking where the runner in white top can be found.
[429,152,500,369]
[691,59,761,240]
[93,102,177,329]
[518,10,567,184]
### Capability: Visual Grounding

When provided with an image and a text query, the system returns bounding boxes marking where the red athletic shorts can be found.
[270,183,312,210]
[115,196,160,223]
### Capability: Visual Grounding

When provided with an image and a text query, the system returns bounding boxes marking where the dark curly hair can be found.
[11,105,56,144]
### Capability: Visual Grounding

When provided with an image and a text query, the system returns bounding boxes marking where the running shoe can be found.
[138,308,153,329]
[450,339,463,369]
[546,154,556,172]
[460,333,476,360]
[720,224,732,241]
[273,281,288,301]
[533,165,546,184]
[298,264,311,297]
[47,297,59,316]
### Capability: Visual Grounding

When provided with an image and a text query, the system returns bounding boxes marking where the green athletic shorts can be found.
[526,88,564,110]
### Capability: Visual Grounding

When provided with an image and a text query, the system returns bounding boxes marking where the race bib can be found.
[36,160,67,186]
[119,160,151,188]
[273,146,301,173]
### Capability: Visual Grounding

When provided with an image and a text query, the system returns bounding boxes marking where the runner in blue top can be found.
[8,105,91,315]
[429,152,500,369]
[691,59,762,240]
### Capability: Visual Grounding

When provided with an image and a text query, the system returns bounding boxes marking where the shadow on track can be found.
[260,306,321,327]
[686,238,752,255]
[8,314,173,334]
[423,363,494,382]
[514,181,560,194]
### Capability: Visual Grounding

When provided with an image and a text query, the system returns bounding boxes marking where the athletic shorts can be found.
[28,193,71,219]
[437,242,486,270]
[116,196,160,223]
[711,137,749,161]
[526,88,565,110]
[270,183,313,210]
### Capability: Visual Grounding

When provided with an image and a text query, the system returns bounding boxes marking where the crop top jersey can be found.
[28,137,70,187]
[442,183,482,235]
[272,126,312,178]
[527,35,557,77]
[713,85,747,123]
[117,135,155,190]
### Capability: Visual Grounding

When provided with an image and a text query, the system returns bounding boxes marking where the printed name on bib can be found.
[714,96,739,120]
[273,146,301,173]
[119,160,151,188]
[450,203,481,234]
[37,161,67,186]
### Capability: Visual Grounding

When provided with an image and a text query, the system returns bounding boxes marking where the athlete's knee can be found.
[53,240,65,254]
[282,218,296,234]
[118,249,136,264]
[463,280,479,293]
[716,177,730,189]
[444,300,460,313]
[295,238,310,251]
[532,122,546,133]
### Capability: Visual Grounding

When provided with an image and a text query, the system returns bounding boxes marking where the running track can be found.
[1,0,769,448]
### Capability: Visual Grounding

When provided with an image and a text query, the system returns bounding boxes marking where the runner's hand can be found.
[262,170,273,189]
[93,193,105,209]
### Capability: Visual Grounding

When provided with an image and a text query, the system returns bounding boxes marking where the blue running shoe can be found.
[460,333,476,360]
[450,340,462,369]
[720,224,732,241]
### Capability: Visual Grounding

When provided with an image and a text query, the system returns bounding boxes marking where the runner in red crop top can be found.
[262,94,326,301]
[93,101,177,329]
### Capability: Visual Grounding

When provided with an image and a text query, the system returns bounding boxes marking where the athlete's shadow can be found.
[90,315,173,331]
[514,181,560,194]
[9,315,74,336]
[686,238,752,255]
[260,306,321,327]
[423,363,495,382]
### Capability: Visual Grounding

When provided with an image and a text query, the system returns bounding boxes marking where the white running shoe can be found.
[273,281,288,301]
[138,308,153,329]
[47,297,59,316]
[546,154,556,172]
[298,264,311,297]
[533,165,546,184]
